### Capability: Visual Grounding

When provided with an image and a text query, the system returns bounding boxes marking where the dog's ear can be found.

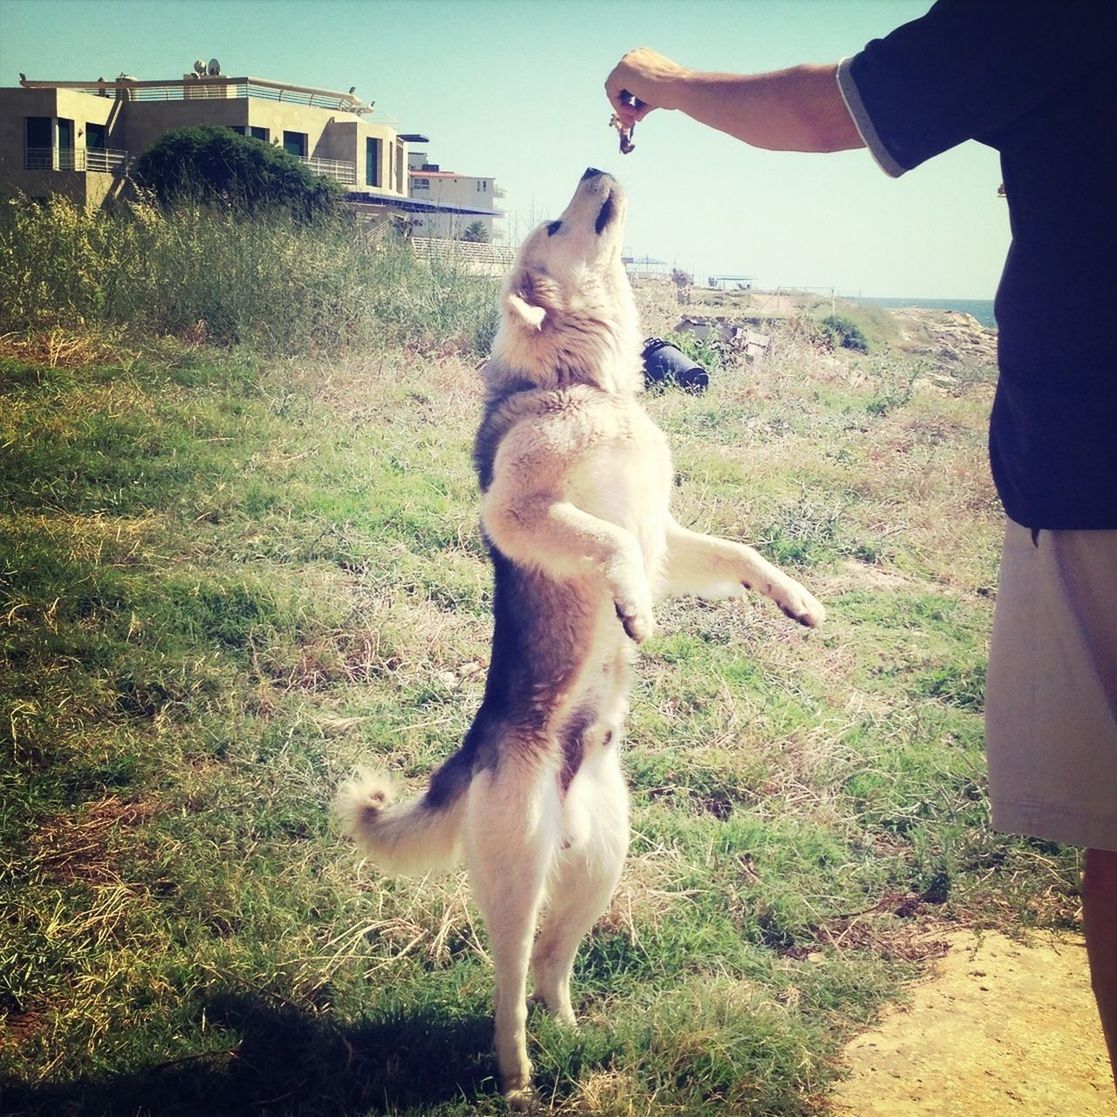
[505,271,547,331]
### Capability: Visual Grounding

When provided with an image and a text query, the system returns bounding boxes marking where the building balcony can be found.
[24,146,130,173]
[23,145,356,187]
[21,74,373,114]
[19,74,403,129]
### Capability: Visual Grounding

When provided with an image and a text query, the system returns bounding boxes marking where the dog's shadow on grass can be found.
[4,991,500,1116]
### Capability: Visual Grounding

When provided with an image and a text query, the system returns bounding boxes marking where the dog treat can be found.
[610,113,636,155]
[610,89,644,155]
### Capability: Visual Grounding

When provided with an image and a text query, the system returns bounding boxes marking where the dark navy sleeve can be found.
[837,0,1117,177]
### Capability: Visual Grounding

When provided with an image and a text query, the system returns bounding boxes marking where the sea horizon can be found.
[850,295,997,329]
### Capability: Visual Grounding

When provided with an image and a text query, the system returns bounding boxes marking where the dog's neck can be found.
[486,316,644,398]
[483,354,643,400]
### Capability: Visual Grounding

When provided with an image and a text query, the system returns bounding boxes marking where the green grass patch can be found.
[0,325,1081,1116]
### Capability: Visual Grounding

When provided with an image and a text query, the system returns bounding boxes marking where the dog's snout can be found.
[582,167,605,181]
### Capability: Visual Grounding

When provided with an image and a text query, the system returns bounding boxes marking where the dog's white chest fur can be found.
[561,401,673,583]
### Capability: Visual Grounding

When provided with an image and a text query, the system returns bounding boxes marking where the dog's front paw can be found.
[614,595,654,643]
[768,580,826,628]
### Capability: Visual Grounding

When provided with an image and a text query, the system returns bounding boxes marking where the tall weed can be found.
[0,195,497,356]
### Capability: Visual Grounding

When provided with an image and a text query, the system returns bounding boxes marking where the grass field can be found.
[0,268,1083,1116]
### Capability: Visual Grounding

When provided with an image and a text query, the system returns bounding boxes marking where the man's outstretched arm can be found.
[605,47,864,154]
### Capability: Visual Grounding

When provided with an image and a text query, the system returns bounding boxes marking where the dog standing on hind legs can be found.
[335,168,826,1107]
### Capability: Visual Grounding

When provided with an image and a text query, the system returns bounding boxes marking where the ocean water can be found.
[853,296,997,329]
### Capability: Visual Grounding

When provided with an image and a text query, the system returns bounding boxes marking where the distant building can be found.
[407,150,504,242]
[0,62,501,232]
[623,255,672,280]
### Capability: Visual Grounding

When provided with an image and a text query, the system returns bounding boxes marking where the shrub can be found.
[131,125,342,222]
[664,329,725,374]
[820,314,869,353]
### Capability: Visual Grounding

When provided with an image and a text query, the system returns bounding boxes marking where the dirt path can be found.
[832,931,1115,1116]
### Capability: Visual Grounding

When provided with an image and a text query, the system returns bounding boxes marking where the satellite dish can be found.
[207,58,221,76]
[193,59,206,75]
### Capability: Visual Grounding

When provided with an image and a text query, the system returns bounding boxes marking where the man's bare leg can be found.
[1083,846,1117,1089]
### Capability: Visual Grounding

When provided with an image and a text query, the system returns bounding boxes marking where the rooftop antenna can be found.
[207,58,221,77]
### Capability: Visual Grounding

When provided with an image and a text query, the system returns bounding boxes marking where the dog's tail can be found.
[334,748,472,876]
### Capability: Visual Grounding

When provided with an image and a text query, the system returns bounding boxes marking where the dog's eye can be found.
[546,221,563,237]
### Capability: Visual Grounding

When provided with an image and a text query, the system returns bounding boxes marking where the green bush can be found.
[132,125,342,222]
[461,221,490,243]
[664,329,725,373]
[820,314,869,352]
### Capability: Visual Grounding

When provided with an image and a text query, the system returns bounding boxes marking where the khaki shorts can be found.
[986,518,1117,851]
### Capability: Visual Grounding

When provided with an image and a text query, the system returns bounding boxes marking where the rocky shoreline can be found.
[889,306,998,367]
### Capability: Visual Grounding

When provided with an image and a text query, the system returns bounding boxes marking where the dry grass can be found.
[1,309,1083,1117]
[0,327,139,370]
[27,795,160,884]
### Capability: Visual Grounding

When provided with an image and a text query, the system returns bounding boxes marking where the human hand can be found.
[605,47,693,126]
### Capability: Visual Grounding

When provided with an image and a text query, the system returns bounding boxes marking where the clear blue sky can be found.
[0,0,1010,298]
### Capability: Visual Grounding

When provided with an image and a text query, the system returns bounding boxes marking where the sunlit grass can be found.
[0,315,1080,1115]
[0,194,498,357]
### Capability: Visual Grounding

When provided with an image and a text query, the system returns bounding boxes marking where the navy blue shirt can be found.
[838,1,1117,529]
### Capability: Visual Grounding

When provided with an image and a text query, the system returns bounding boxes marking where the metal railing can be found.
[303,156,356,185]
[24,75,377,115]
[128,80,323,105]
[24,147,130,173]
[22,144,352,183]
[412,236,516,276]
[20,75,406,126]
[86,148,130,173]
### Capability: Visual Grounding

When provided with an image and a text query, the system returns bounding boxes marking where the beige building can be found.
[408,150,504,241]
[0,65,502,231]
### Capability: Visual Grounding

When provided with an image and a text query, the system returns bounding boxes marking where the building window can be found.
[366,137,381,188]
[57,118,76,169]
[25,116,52,169]
[283,131,307,158]
[228,125,247,136]
[249,126,269,142]
[25,116,51,146]
[413,177,429,191]
[395,140,404,196]
[476,180,488,192]
[85,123,107,150]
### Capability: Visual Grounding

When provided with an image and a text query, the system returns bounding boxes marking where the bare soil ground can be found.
[832,930,1115,1116]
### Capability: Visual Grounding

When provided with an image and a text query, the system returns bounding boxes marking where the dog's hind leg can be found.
[465,753,561,1107]
[531,741,629,1025]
